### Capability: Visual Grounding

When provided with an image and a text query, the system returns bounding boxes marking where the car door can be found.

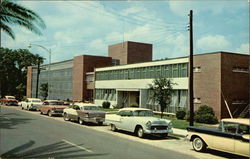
[67,106,78,120]
[234,124,250,156]
[120,111,134,132]
[212,122,236,153]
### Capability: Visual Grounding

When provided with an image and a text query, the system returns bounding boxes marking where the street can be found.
[0,106,246,159]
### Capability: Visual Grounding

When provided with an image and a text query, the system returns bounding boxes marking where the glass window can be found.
[173,64,178,78]
[238,124,250,135]
[223,122,238,134]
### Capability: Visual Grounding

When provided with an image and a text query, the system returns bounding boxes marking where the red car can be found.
[0,96,18,106]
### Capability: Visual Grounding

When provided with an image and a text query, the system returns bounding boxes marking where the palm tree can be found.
[0,0,46,39]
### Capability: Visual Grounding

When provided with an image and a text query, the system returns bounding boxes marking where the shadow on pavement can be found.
[112,129,179,140]
[1,140,107,159]
[189,148,248,159]
[0,113,34,129]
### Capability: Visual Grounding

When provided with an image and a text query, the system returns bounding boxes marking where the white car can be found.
[106,108,173,138]
[21,98,43,110]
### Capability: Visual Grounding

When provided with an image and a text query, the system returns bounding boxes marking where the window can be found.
[232,67,249,73]
[238,124,250,135]
[172,64,178,77]
[223,122,238,134]
[194,98,201,104]
[193,66,201,72]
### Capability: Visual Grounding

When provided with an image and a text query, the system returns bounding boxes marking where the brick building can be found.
[26,41,249,119]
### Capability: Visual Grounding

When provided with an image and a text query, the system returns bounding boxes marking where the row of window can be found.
[95,89,116,101]
[96,63,188,81]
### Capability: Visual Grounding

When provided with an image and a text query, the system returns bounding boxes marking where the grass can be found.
[99,108,119,114]
[155,115,208,130]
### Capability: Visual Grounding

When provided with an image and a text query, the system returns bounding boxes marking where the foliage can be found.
[39,83,48,100]
[0,0,46,39]
[130,103,139,107]
[176,109,186,120]
[16,83,26,100]
[194,105,218,124]
[0,47,44,98]
[149,78,175,118]
[102,101,110,109]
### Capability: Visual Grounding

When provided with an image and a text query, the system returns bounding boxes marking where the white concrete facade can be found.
[94,57,189,112]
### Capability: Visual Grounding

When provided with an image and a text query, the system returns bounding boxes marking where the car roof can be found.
[6,96,15,98]
[119,107,151,111]
[222,118,250,125]
[27,98,41,100]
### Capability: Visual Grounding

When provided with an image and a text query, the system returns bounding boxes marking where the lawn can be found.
[155,115,209,130]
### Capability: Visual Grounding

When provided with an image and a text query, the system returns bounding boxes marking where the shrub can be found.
[130,103,139,107]
[176,109,186,120]
[185,111,190,121]
[102,101,110,109]
[194,105,218,124]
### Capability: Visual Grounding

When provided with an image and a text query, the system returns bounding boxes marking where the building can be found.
[27,41,249,119]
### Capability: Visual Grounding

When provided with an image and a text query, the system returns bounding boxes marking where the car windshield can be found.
[31,99,41,102]
[133,110,154,117]
[49,101,64,105]
[82,106,99,110]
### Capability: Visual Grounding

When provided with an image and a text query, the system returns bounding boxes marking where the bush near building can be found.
[194,105,218,124]
[130,104,139,107]
[176,109,186,120]
[102,101,111,109]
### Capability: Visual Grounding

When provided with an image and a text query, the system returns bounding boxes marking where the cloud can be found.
[168,1,247,17]
[235,43,249,54]
[196,35,231,53]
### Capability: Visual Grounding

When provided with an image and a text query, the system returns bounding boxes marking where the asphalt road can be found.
[0,106,198,159]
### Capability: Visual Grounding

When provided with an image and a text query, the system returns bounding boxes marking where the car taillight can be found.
[85,113,89,117]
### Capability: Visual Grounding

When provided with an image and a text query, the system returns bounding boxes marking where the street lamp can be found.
[28,43,52,99]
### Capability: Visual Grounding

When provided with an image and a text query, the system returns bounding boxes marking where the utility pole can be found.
[189,10,194,126]
[35,58,41,98]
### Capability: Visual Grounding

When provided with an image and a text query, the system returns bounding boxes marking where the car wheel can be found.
[111,124,117,131]
[78,118,84,125]
[40,111,43,115]
[192,137,206,152]
[48,111,53,117]
[63,113,70,121]
[137,127,144,138]
[21,106,24,110]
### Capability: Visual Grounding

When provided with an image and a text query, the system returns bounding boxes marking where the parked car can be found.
[186,118,250,157]
[0,96,18,106]
[63,103,106,125]
[105,108,173,138]
[40,100,68,117]
[21,98,42,110]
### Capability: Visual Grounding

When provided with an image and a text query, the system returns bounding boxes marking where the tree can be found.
[39,83,48,100]
[0,47,44,98]
[149,78,175,118]
[0,0,46,39]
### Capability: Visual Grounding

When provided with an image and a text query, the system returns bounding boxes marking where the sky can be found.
[2,0,249,64]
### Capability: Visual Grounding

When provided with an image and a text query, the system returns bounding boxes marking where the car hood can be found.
[134,117,171,125]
